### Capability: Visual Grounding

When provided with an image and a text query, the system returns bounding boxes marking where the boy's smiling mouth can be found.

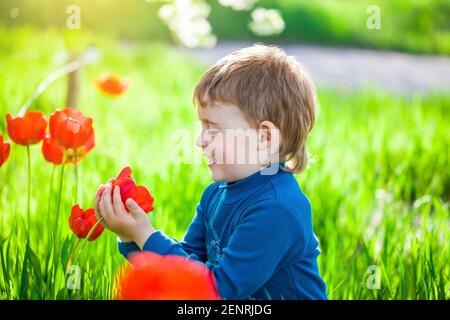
[205,154,217,166]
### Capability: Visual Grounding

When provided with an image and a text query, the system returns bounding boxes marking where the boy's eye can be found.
[205,128,220,136]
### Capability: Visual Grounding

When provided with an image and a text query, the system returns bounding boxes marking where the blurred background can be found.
[0,0,449,300]
[1,0,449,53]
[1,0,449,93]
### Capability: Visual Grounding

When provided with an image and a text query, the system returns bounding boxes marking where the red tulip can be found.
[95,74,130,97]
[42,129,94,165]
[6,111,47,146]
[0,135,10,167]
[41,133,64,165]
[64,127,95,163]
[118,252,221,300]
[109,166,154,213]
[49,108,94,149]
[69,204,104,241]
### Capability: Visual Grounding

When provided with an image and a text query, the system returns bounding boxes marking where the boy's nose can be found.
[195,132,206,149]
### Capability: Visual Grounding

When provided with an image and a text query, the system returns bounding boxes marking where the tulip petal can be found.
[119,252,220,300]
[6,111,47,145]
[50,108,95,149]
[0,135,10,167]
[130,186,154,213]
[69,204,104,241]
[42,134,64,165]
[118,166,132,179]
[96,74,130,97]
[84,128,95,153]
[25,111,47,143]
[114,177,136,204]
[49,110,67,137]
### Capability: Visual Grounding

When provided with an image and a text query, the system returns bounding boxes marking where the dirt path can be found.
[182,42,450,94]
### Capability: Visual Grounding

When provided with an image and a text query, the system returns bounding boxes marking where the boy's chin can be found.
[209,164,256,183]
[210,169,223,182]
[209,165,241,183]
[209,165,226,182]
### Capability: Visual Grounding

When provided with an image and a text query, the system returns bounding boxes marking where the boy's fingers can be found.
[99,199,112,230]
[95,184,105,198]
[113,186,126,214]
[95,199,106,226]
[98,197,108,223]
[126,199,145,219]
[100,184,115,218]
[94,186,104,220]
[94,197,101,221]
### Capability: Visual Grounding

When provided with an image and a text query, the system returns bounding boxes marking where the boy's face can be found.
[196,102,267,183]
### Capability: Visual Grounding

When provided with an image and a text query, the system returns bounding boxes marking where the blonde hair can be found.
[193,44,316,174]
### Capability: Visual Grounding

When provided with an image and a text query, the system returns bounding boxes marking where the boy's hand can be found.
[94,180,134,242]
[95,183,155,249]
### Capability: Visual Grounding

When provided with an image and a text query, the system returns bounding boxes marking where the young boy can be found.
[95,45,327,300]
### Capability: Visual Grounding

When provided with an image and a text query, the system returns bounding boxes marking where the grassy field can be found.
[0,27,449,299]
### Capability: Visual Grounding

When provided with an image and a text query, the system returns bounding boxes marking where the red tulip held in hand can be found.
[0,135,10,167]
[118,252,221,300]
[6,111,47,145]
[108,166,154,213]
[69,204,104,241]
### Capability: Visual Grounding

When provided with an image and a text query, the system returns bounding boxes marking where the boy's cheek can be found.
[218,138,240,164]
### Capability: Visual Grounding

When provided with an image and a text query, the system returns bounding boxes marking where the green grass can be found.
[0,27,449,299]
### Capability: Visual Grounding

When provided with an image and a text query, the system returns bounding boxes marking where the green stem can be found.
[66,217,104,271]
[44,164,56,287]
[84,217,104,243]
[65,237,82,272]
[47,165,56,214]
[50,163,65,294]
[26,145,31,237]
[17,53,97,117]
[54,164,66,235]
[74,149,78,203]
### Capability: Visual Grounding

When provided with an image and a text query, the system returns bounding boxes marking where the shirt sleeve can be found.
[177,203,208,262]
[119,183,214,262]
[117,237,141,260]
[141,200,306,299]
[141,201,207,262]
[161,183,215,262]
[117,204,206,262]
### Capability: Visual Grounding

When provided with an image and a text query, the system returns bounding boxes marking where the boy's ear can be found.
[258,120,278,148]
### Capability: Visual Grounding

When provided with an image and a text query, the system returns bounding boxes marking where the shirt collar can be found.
[218,162,287,204]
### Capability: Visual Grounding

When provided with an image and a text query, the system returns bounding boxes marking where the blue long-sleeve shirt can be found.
[118,164,327,300]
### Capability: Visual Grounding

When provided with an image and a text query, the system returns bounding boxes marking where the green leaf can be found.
[60,236,73,270]
[19,242,30,299]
